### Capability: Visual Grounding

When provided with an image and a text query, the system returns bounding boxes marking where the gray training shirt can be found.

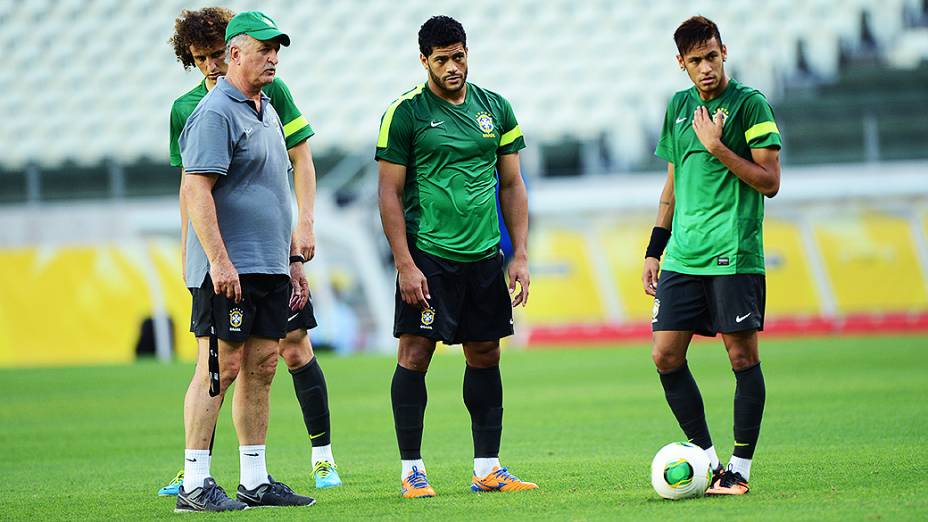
[179,77,292,289]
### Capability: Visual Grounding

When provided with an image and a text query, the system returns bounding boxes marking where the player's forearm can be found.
[499,181,529,260]
[183,179,231,266]
[288,142,316,226]
[179,170,188,263]
[378,186,416,270]
[655,175,674,229]
[709,144,779,196]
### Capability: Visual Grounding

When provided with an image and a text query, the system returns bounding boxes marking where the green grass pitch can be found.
[1,335,926,520]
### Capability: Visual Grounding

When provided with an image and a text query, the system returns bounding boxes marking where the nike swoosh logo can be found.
[185,458,197,462]
[734,442,750,447]
[309,432,326,440]
[288,313,299,322]
[735,313,751,323]
[676,117,687,124]
[430,121,444,127]
[244,453,259,457]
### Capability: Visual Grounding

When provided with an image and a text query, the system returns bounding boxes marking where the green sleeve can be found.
[654,98,676,164]
[496,96,525,155]
[375,100,414,166]
[741,93,781,149]
[169,103,185,168]
[265,78,314,149]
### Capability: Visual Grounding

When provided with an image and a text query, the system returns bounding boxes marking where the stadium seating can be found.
[1,0,923,170]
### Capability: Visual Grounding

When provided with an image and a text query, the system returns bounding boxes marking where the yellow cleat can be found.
[401,466,436,498]
[471,467,538,493]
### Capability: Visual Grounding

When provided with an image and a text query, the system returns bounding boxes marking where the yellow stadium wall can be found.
[1,211,927,367]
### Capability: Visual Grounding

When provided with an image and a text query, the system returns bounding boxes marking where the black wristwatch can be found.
[289,254,306,264]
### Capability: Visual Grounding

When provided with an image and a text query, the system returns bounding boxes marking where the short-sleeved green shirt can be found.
[170,77,313,167]
[375,82,525,262]
[655,79,781,275]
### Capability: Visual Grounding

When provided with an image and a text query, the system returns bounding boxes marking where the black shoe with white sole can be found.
[175,477,248,512]
[236,475,316,508]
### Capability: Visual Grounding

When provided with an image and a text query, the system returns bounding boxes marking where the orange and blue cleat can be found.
[471,467,538,493]
[401,466,436,498]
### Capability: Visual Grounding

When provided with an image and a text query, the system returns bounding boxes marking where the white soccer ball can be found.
[650,442,712,500]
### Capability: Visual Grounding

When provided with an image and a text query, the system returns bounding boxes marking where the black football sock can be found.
[290,357,331,447]
[463,365,503,459]
[659,361,713,450]
[732,362,766,459]
[392,364,428,460]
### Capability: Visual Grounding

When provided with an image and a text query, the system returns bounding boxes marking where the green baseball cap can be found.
[224,11,290,46]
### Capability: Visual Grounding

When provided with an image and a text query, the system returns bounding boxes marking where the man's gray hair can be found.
[225,34,253,63]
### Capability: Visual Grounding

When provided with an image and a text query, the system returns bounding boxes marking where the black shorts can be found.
[287,299,318,332]
[190,273,291,342]
[651,270,765,337]
[394,242,513,345]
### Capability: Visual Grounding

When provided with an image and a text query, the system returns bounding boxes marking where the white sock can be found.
[474,457,501,478]
[401,459,426,480]
[729,456,752,480]
[704,446,721,471]
[183,449,211,492]
[312,444,334,465]
[239,445,269,490]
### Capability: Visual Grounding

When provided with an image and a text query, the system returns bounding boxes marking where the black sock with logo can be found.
[659,361,713,449]
[732,362,765,459]
[290,357,331,447]
[392,364,428,460]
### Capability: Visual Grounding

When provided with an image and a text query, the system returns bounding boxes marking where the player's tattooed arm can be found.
[643,163,675,296]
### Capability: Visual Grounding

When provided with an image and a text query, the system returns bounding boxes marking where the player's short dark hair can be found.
[169,7,235,69]
[673,16,723,56]
[418,16,467,57]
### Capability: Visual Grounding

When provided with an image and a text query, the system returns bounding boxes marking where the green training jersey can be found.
[655,79,781,275]
[375,82,525,262]
[169,77,313,167]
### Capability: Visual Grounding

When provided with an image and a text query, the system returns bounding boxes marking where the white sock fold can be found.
[729,456,752,480]
[474,457,501,478]
[312,444,334,466]
[183,449,211,492]
[239,445,269,490]
[705,446,721,471]
[401,459,426,481]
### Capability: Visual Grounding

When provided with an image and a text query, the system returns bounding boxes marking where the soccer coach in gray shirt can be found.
[175,12,314,512]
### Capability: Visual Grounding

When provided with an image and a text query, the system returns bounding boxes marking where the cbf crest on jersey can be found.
[420,307,435,330]
[475,112,496,138]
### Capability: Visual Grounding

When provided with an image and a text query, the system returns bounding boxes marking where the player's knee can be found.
[652,348,684,373]
[728,350,759,371]
[464,342,500,368]
[279,333,312,370]
[218,361,241,392]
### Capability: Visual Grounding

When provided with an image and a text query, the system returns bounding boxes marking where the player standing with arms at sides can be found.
[174,12,319,512]
[161,8,340,497]
[643,16,781,496]
[376,16,538,498]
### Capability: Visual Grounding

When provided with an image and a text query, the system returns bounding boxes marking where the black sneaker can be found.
[236,475,316,508]
[710,464,724,488]
[175,477,248,512]
[706,467,750,495]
